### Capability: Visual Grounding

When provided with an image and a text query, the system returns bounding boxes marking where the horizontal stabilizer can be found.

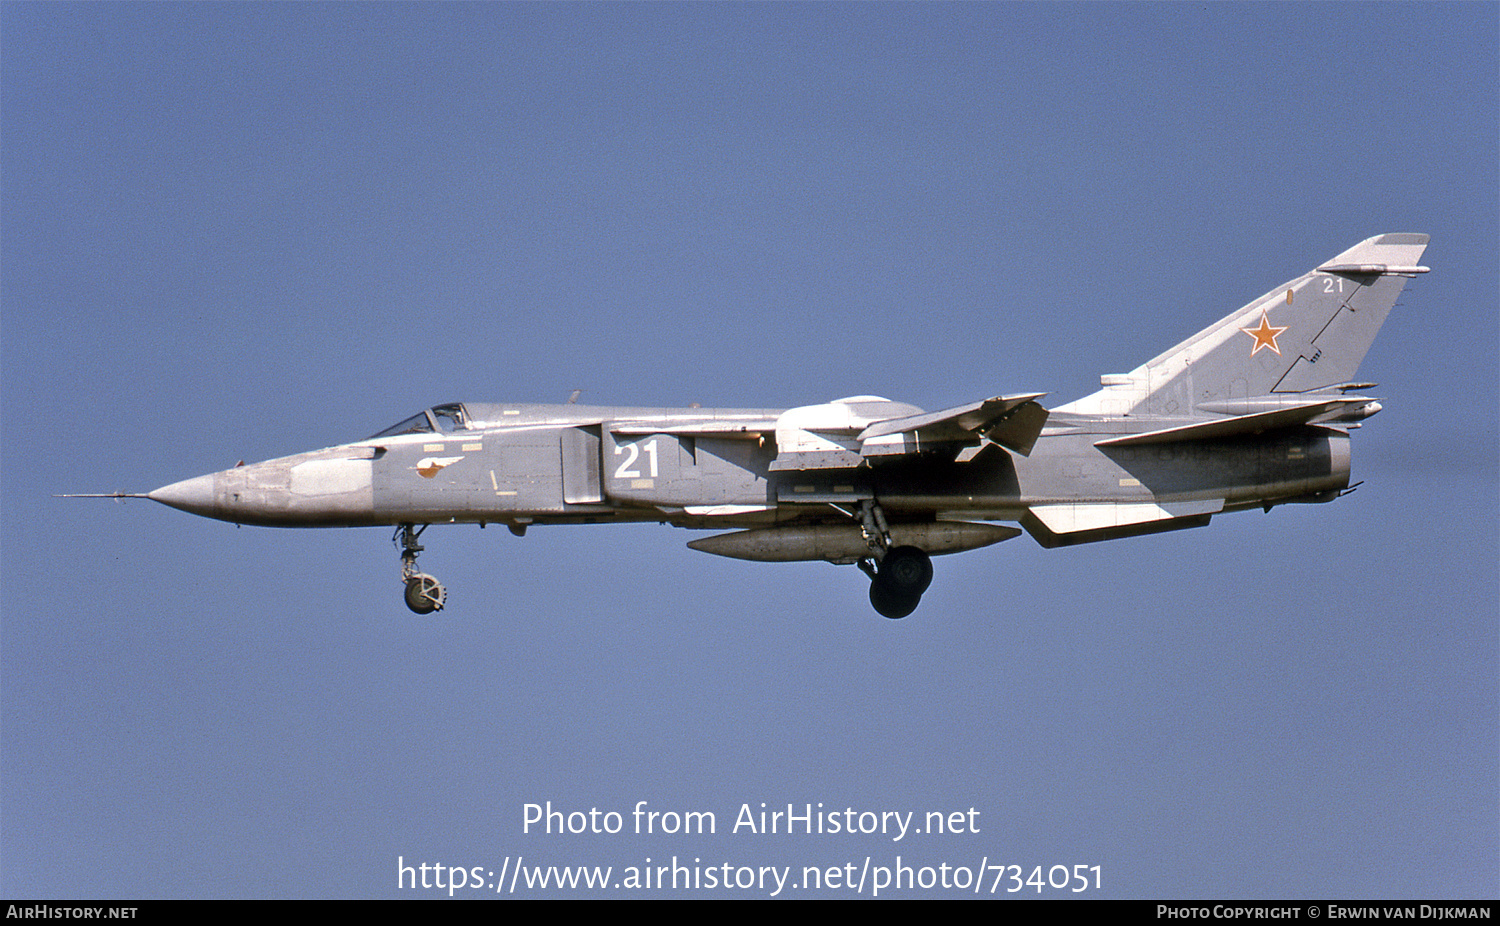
[1031,499,1223,532]
[1094,399,1370,446]
[1024,499,1223,547]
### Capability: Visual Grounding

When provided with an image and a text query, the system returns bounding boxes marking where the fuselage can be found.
[148,399,1351,539]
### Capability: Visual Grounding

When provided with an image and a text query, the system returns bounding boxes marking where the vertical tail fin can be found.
[1058,234,1429,417]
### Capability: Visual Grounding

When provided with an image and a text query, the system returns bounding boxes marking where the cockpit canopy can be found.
[368,403,469,440]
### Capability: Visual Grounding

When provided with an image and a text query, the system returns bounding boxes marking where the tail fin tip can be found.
[1319,233,1430,275]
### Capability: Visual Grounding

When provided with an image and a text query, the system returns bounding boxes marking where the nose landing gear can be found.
[396,523,445,614]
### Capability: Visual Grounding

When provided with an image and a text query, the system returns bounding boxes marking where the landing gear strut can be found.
[848,500,933,619]
[395,523,445,614]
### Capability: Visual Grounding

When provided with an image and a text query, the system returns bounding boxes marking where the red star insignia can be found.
[1241,311,1289,356]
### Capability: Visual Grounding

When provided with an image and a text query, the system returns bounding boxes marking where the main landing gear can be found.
[860,545,934,619]
[851,500,934,619]
[396,523,445,614]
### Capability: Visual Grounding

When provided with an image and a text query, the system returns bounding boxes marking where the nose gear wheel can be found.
[404,573,446,614]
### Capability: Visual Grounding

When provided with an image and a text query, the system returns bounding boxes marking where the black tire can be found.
[404,575,444,614]
[880,546,933,595]
[869,581,921,619]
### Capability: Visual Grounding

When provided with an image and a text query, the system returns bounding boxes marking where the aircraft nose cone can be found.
[148,473,217,517]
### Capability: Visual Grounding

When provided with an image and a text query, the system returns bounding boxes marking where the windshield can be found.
[367,403,468,440]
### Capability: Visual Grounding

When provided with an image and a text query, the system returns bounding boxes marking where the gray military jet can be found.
[116,234,1431,618]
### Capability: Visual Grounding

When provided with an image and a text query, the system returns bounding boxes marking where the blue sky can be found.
[3,2,1496,899]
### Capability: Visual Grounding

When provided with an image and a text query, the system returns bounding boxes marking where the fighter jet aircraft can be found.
[98,234,1429,618]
